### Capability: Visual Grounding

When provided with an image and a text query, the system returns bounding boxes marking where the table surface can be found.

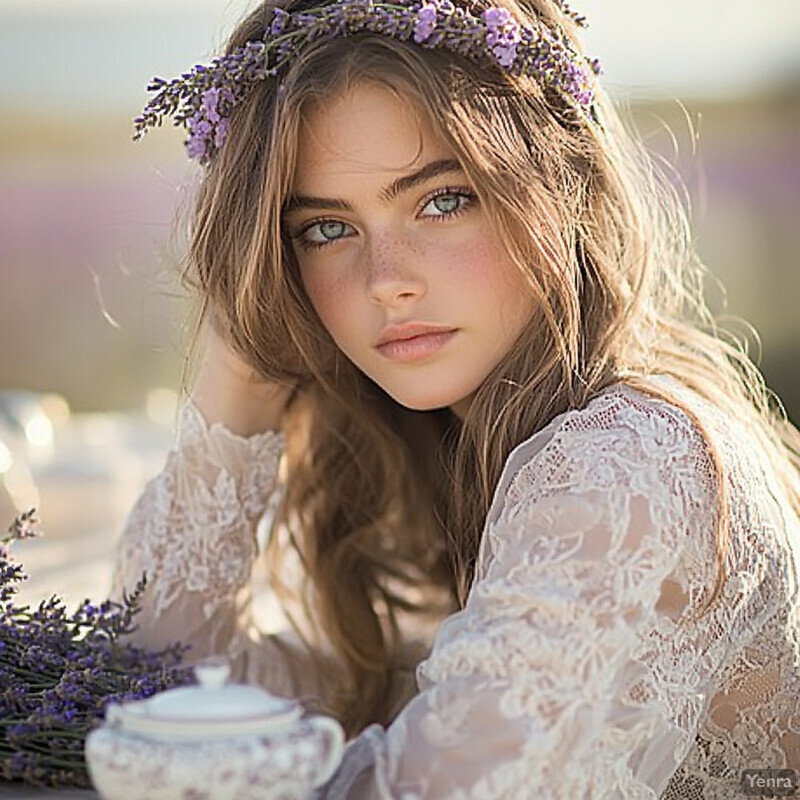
[0,785,98,799]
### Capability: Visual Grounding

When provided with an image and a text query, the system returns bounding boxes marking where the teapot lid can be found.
[106,657,302,739]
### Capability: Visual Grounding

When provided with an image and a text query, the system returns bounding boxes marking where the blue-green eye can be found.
[319,221,347,240]
[421,190,475,218]
[432,194,460,213]
[300,219,354,249]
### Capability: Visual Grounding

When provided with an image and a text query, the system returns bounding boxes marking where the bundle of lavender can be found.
[0,509,192,788]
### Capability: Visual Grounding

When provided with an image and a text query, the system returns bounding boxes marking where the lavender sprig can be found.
[133,0,600,164]
[553,0,588,28]
[0,510,193,789]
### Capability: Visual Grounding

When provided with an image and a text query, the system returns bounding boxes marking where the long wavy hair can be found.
[182,0,800,737]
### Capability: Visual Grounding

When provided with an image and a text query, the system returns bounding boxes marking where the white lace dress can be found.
[113,375,800,799]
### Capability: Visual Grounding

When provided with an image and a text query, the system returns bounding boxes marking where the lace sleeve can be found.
[315,391,724,798]
[111,398,334,702]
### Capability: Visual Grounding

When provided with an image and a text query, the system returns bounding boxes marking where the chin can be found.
[379,380,472,414]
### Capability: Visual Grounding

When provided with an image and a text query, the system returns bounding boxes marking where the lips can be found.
[375,325,458,363]
[376,322,457,347]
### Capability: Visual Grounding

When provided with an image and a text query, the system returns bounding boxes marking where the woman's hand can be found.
[190,322,294,436]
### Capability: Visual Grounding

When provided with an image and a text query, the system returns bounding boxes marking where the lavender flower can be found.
[133,0,601,165]
[482,6,520,69]
[553,0,588,28]
[202,88,223,123]
[271,8,289,35]
[0,510,193,789]
[413,3,438,43]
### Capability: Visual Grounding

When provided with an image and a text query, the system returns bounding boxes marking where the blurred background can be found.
[0,0,799,607]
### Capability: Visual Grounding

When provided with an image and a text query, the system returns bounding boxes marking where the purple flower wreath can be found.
[134,0,601,164]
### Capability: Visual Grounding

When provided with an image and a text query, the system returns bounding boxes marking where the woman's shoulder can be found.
[491,374,799,581]
[476,375,725,590]
[492,374,717,517]
[518,373,714,458]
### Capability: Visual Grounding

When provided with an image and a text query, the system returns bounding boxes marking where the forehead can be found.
[292,82,454,192]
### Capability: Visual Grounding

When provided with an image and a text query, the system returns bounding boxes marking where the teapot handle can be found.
[308,715,345,786]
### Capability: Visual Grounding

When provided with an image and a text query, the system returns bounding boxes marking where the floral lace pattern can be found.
[114,398,285,613]
[113,379,800,798]
[112,398,298,688]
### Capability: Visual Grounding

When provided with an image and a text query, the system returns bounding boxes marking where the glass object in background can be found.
[0,389,177,608]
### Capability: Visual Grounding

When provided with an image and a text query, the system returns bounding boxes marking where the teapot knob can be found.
[194,656,231,690]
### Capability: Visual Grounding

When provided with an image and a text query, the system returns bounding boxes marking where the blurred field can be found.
[0,114,191,412]
[630,88,800,420]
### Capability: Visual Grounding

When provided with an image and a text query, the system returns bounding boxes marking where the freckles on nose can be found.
[367,236,421,277]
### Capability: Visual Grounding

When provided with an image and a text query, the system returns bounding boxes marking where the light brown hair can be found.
[183,0,800,737]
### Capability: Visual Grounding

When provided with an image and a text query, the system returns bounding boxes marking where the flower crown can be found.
[133,0,601,164]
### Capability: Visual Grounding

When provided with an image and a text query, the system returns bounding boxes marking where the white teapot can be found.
[85,657,344,800]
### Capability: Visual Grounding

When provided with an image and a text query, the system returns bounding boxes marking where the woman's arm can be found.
[112,325,335,706]
[315,389,730,797]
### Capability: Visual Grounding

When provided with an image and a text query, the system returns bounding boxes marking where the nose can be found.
[364,234,427,307]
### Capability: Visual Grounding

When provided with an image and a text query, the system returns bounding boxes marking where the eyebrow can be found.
[284,157,464,214]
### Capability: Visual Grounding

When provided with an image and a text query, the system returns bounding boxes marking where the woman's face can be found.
[285,82,536,418]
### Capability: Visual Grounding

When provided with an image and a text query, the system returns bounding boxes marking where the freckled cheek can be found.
[437,237,521,295]
[302,270,359,341]
[446,237,535,338]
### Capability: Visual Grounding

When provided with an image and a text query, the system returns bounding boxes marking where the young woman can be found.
[116,0,800,795]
